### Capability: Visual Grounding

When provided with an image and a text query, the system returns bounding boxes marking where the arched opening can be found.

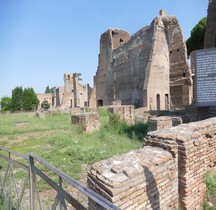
[165,94,169,110]
[156,94,160,111]
[70,99,73,108]
[97,99,103,107]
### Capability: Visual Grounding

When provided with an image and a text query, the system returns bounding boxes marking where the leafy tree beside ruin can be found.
[0,96,11,111]
[23,87,39,110]
[11,86,24,111]
[186,17,207,57]
[10,86,39,111]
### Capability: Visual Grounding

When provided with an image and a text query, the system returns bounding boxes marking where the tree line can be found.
[0,87,39,111]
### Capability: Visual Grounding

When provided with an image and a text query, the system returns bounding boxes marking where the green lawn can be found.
[0,109,146,180]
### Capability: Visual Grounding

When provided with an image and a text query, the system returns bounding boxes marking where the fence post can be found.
[29,155,34,210]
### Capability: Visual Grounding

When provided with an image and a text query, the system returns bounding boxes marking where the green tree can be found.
[11,87,23,111]
[186,17,207,57]
[0,96,11,111]
[45,85,51,93]
[23,88,39,111]
[41,100,50,110]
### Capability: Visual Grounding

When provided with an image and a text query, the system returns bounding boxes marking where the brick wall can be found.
[88,117,216,209]
[71,112,100,133]
[88,146,178,210]
[145,117,216,209]
[108,105,135,124]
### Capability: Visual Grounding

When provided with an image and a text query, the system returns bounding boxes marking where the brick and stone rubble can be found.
[71,112,100,133]
[88,146,178,210]
[88,117,216,210]
[145,117,216,209]
[148,116,173,132]
[148,116,183,132]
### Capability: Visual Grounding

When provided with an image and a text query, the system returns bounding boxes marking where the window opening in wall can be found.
[70,99,73,108]
[165,94,169,110]
[112,31,116,36]
[156,94,160,111]
[68,75,70,80]
[215,35,216,47]
[183,72,186,77]
[170,51,172,54]
[177,49,180,52]
[119,39,123,45]
[98,99,103,107]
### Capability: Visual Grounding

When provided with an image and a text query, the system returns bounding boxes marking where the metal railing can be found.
[0,147,119,210]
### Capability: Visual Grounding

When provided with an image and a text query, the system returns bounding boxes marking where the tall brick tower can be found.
[204,0,216,48]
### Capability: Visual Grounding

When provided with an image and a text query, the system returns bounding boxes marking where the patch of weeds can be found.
[206,171,216,197]
[205,171,216,209]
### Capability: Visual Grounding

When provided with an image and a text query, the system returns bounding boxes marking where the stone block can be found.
[71,112,100,133]
[148,116,172,132]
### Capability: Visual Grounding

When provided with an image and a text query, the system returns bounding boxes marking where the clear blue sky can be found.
[0,0,208,99]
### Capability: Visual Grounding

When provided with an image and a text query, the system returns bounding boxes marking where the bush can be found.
[41,100,50,110]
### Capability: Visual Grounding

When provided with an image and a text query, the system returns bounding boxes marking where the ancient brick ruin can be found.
[108,105,135,124]
[36,93,53,108]
[60,73,94,109]
[88,117,216,209]
[94,11,192,110]
[148,116,182,132]
[204,0,216,48]
[71,112,100,133]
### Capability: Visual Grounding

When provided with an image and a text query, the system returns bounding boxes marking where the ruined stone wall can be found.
[108,105,135,124]
[88,87,96,108]
[88,147,178,210]
[37,93,52,108]
[95,30,130,106]
[60,73,94,109]
[95,12,192,110]
[110,27,152,107]
[145,118,216,209]
[71,112,100,133]
[204,0,216,48]
[56,86,64,107]
[163,16,193,109]
[88,117,216,210]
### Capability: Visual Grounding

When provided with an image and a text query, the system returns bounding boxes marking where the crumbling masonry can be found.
[94,11,193,110]
[204,0,216,49]
[88,117,216,209]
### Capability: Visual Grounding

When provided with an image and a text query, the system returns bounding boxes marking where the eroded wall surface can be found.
[88,117,216,210]
[60,73,95,109]
[204,0,216,48]
[95,12,192,110]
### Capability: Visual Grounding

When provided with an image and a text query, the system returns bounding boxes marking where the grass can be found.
[0,108,146,180]
[204,170,216,210]
[0,108,147,208]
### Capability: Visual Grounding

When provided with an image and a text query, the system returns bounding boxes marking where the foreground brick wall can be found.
[88,146,178,210]
[88,117,216,209]
[145,117,216,209]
